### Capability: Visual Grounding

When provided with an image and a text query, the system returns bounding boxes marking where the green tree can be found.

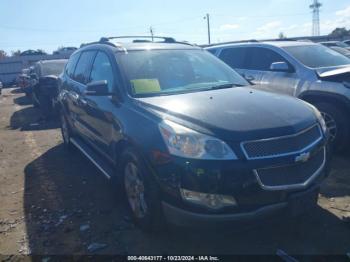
[0,50,7,60]
[11,50,21,56]
[329,27,350,37]
[278,32,287,39]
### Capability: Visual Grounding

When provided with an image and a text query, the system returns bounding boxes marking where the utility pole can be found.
[150,26,154,41]
[203,13,211,45]
[310,0,322,36]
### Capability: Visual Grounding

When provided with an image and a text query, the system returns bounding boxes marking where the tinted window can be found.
[283,45,350,68]
[246,47,288,71]
[219,47,247,69]
[73,51,96,84]
[90,52,114,91]
[65,53,80,78]
[118,49,248,96]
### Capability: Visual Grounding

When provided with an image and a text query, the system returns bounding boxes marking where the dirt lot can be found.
[0,87,349,256]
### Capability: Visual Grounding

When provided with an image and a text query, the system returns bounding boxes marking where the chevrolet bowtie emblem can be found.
[295,152,311,163]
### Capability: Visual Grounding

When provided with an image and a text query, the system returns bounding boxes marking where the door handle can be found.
[244,75,255,81]
[79,98,87,106]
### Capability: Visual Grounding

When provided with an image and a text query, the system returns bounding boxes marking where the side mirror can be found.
[85,80,111,96]
[270,62,290,72]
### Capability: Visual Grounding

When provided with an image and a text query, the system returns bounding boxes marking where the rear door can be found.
[59,52,80,123]
[68,50,96,140]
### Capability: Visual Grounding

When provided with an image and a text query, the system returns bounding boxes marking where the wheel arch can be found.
[299,91,350,114]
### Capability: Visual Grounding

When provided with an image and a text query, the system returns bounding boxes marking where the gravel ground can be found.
[0,87,349,256]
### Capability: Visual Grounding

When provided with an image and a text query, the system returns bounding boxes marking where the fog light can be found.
[180,188,237,209]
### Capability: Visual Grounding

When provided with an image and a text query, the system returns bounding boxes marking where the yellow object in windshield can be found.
[131,79,161,94]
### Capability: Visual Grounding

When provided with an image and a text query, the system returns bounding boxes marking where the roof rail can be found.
[203,39,258,47]
[100,36,177,44]
[81,36,195,49]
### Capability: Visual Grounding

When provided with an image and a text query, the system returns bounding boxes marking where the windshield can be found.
[41,61,66,76]
[284,45,350,68]
[117,49,248,96]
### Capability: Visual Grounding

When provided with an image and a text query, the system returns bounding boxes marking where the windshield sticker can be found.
[131,79,161,94]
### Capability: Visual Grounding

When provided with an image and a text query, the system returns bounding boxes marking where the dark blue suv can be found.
[58,36,330,231]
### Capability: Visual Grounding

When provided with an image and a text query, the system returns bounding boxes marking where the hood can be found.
[315,66,350,85]
[136,86,317,142]
[316,65,350,78]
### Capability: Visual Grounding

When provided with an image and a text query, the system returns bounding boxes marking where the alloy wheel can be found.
[321,111,337,141]
[124,162,148,218]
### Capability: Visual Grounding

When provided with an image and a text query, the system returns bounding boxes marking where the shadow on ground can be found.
[23,144,350,255]
[9,105,59,131]
[13,95,32,106]
[10,88,24,94]
[320,153,350,198]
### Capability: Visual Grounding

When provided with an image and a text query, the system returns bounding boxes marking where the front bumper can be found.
[162,184,320,226]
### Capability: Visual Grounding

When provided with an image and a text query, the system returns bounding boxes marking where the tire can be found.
[60,112,74,151]
[121,148,165,232]
[313,102,350,153]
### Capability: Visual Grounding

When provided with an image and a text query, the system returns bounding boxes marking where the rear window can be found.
[219,47,247,69]
[284,45,350,68]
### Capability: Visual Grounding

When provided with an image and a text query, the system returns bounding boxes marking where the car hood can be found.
[316,65,350,78]
[136,86,317,142]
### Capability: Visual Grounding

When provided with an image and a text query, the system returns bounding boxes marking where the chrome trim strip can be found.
[70,138,111,179]
[241,124,323,160]
[253,147,326,191]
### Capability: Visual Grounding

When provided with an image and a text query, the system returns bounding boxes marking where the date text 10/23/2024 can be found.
[127,256,219,261]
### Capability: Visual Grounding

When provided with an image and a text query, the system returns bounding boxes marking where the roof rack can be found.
[80,36,195,49]
[203,39,258,47]
[100,36,177,44]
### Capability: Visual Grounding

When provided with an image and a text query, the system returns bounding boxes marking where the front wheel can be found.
[121,148,164,232]
[314,102,350,152]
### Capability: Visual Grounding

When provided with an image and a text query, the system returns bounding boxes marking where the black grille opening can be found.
[255,148,325,187]
[242,125,322,159]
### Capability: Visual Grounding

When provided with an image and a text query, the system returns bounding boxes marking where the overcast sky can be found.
[1,0,350,54]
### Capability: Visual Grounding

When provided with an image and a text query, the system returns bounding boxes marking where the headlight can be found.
[308,104,327,134]
[159,120,237,160]
[181,188,237,209]
[317,111,328,134]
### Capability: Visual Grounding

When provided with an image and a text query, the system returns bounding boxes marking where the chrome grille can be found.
[254,147,325,190]
[241,124,323,160]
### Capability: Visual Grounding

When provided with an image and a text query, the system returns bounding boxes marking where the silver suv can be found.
[207,41,350,152]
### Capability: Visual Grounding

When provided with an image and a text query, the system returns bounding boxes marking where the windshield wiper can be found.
[209,83,244,90]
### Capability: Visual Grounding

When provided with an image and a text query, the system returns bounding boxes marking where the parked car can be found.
[319,41,350,51]
[32,59,67,118]
[329,46,350,58]
[343,40,350,46]
[0,81,2,95]
[17,68,31,94]
[58,36,329,231]
[207,41,350,152]
[53,47,77,56]
[20,49,47,56]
